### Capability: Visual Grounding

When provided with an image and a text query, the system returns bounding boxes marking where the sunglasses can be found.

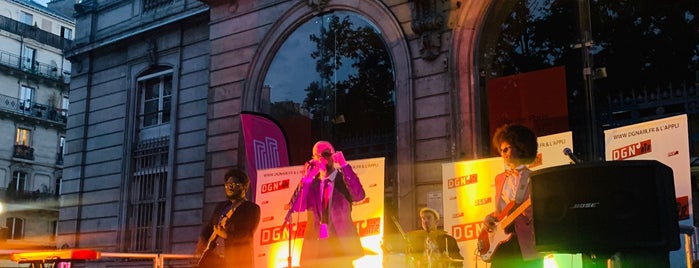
[500,146,514,154]
[315,151,333,158]
[225,182,245,189]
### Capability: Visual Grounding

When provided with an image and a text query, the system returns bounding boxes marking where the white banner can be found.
[442,132,574,267]
[253,157,385,268]
[604,114,692,267]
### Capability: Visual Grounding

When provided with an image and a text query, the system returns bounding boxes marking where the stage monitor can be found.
[530,160,680,254]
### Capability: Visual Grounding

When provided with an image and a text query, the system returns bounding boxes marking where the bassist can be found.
[194,168,261,268]
[482,124,542,267]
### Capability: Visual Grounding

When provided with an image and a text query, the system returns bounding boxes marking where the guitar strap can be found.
[219,201,240,228]
[513,169,530,204]
[212,200,243,256]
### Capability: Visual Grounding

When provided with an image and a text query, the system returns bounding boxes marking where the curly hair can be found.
[492,124,538,164]
[223,168,250,186]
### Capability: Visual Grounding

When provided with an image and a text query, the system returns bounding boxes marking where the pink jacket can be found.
[493,168,540,260]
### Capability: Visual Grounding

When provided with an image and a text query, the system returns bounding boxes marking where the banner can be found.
[487,66,569,138]
[253,157,385,268]
[604,114,692,267]
[442,131,574,267]
[241,111,290,200]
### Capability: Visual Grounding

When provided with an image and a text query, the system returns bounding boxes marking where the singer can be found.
[292,140,366,268]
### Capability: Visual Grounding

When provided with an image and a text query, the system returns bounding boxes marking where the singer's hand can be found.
[333,151,348,167]
[304,161,320,182]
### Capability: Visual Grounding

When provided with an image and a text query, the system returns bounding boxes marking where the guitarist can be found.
[194,168,261,268]
[483,124,542,268]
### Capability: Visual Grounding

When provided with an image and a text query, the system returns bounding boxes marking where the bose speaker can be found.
[530,160,680,253]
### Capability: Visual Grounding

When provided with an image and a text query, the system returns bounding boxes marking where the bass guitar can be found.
[477,198,531,262]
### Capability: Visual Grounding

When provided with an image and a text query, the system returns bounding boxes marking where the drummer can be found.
[406,207,464,268]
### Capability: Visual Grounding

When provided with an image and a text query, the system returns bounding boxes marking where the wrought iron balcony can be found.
[0,49,70,84]
[13,145,34,160]
[0,15,71,50]
[0,187,58,204]
[0,93,67,127]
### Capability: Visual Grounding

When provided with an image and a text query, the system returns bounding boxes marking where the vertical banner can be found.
[442,131,574,268]
[253,157,385,268]
[604,114,692,267]
[241,111,290,200]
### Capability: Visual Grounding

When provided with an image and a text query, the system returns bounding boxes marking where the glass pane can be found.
[144,100,159,126]
[478,0,699,154]
[19,12,32,25]
[144,79,160,100]
[163,76,172,96]
[162,97,171,123]
[264,11,395,164]
[15,128,30,145]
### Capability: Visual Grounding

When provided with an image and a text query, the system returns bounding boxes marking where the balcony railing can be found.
[0,93,67,126]
[0,187,58,204]
[0,15,71,50]
[0,49,70,84]
[13,145,34,160]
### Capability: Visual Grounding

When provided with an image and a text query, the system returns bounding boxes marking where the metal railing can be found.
[99,252,194,268]
[12,145,33,160]
[0,49,69,83]
[0,93,67,125]
[0,15,71,50]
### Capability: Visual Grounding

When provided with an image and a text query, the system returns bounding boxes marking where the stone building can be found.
[58,0,699,266]
[0,0,72,257]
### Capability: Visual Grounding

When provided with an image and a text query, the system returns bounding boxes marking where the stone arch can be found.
[244,0,415,222]
[450,0,494,157]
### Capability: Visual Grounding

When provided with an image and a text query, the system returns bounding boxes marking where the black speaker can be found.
[530,160,680,254]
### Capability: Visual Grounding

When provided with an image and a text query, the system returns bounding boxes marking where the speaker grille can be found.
[530,160,679,254]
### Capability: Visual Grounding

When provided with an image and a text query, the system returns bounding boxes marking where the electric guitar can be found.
[477,198,531,262]
[196,201,240,267]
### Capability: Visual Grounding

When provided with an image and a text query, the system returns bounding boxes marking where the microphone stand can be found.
[282,167,314,268]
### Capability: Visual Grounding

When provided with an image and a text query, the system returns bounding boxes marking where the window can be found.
[59,136,66,156]
[127,137,169,252]
[476,0,699,155]
[51,221,57,241]
[6,217,24,240]
[138,71,172,128]
[20,86,33,111]
[143,0,174,11]
[61,95,69,116]
[57,136,65,165]
[55,177,61,197]
[263,11,396,165]
[15,128,31,146]
[7,171,27,198]
[61,27,72,40]
[22,47,36,71]
[19,11,32,25]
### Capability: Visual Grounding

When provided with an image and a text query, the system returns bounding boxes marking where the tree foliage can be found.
[304,14,395,141]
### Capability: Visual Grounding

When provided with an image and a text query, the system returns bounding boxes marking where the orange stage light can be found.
[10,249,100,263]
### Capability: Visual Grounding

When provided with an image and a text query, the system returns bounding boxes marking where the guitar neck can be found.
[499,198,531,228]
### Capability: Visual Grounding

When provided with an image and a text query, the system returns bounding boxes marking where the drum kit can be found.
[383,216,464,268]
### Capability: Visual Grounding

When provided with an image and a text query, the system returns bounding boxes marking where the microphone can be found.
[303,160,320,180]
[563,147,582,164]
